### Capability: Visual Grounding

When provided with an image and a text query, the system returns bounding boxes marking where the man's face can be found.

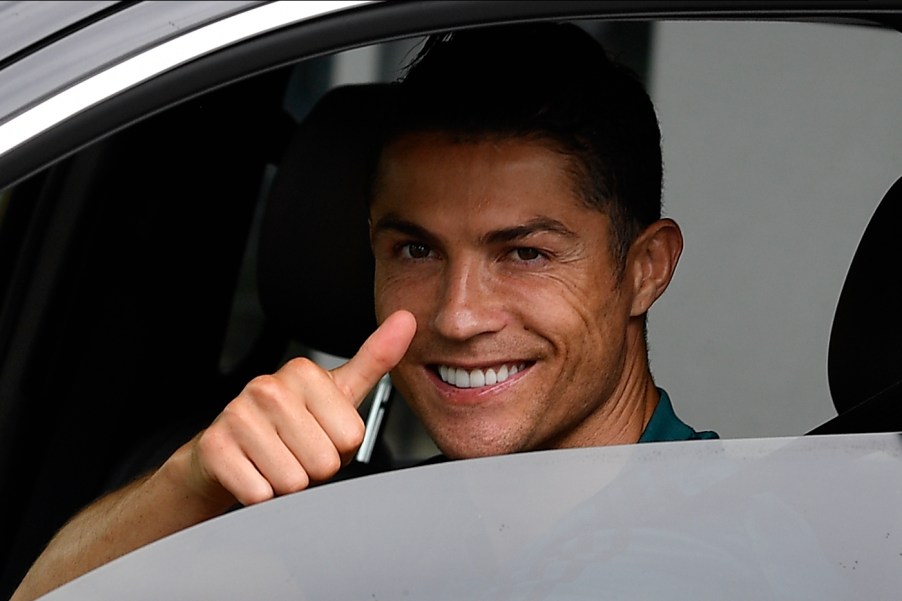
[370,132,647,459]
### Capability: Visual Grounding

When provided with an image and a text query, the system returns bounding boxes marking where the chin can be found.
[427,421,530,460]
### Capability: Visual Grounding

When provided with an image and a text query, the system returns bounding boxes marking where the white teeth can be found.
[437,363,527,388]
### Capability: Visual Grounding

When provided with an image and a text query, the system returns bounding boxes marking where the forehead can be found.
[371,132,589,221]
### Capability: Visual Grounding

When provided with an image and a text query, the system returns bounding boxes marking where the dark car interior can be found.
[0,41,431,595]
[0,14,901,598]
[0,64,300,595]
[813,175,902,436]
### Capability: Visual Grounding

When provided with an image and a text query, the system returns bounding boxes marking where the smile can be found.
[436,362,530,389]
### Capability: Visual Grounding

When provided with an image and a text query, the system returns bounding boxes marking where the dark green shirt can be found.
[638,388,718,443]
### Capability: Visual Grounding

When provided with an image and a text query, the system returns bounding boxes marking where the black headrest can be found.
[257,84,393,359]
[828,175,902,415]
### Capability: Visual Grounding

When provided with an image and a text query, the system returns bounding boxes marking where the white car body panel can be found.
[43,432,902,600]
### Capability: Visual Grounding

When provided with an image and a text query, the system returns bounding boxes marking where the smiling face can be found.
[370,132,668,459]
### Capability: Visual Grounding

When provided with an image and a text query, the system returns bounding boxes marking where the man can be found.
[12,21,715,600]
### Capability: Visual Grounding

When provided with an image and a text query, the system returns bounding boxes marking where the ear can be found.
[626,218,683,317]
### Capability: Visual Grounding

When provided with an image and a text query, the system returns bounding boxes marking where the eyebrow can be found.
[371,214,441,247]
[371,214,577,245]
[481,217,577,245]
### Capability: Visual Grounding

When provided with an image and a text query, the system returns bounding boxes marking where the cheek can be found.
[532,277,630,412]
[520,269,624,340]
[373,271,399,323]
[373,264,433,323]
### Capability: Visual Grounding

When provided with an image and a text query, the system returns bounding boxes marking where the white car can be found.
[1,2,900,598]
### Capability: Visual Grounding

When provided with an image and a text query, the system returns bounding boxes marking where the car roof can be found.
[1,1,900,186]
[0,1,262,118]
[0,1,116,61]
[0,1,263,147]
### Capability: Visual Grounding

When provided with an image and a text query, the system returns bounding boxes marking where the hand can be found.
[184,310,417,507]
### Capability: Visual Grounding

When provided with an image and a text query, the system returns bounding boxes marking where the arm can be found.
[10,447,229,601]
[11,310,417,601]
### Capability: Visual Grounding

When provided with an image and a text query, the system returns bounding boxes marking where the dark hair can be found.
[380,21,663,268]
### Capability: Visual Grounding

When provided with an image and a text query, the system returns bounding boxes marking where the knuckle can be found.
[272,470,310,496]
[216,401,256,433]
[283,356,320,377]
[306,448,342,482]
[195,425,228,458]
[239,482,275,506]
[243,374,286,407]
[337,415,366,451]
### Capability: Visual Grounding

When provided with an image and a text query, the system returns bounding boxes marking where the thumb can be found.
[331,310,416,406]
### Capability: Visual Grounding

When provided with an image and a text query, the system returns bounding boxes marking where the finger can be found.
[331,310,416,405]
[232,371,347,489]
[195,428,276,506]
[275,416,343,483]
[212,452,277,507]
[242,432,315,496]
[274,358,367,459]
[199,395,335,501]
[224,405,319,496]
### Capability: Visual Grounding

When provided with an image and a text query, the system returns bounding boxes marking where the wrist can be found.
[155,436,238,520]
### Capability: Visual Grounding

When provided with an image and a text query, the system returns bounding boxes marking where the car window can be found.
[0,17,898,450]
[1,16,899,472]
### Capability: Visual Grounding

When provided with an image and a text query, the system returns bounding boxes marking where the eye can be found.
[401,242,433,259]
[510,247,544,262]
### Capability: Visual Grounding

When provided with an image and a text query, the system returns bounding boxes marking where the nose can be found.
[431,257,506,341]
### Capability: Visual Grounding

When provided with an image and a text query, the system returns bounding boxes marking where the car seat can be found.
[256,82,399,470]
[812,175,902,434]
[257,83,389,359]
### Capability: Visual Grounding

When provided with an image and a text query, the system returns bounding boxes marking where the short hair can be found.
[379,21,663,268]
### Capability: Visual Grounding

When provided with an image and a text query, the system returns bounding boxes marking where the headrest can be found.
[828,175,902,415]
[257,84,393,359]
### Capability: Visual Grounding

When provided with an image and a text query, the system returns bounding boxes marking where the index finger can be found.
[330,310,416,405]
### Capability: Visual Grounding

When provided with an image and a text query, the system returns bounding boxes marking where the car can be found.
[1,1,901,598]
